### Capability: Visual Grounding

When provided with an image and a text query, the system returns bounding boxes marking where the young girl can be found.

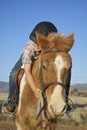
[2,21,58,114]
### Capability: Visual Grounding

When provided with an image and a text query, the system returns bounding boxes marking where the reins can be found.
[36,50,73,129]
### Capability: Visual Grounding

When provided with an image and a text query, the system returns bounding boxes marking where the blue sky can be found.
[0,0,87,84]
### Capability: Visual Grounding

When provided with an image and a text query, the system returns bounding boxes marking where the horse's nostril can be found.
[50,105,56,113]
[50,105,54,112]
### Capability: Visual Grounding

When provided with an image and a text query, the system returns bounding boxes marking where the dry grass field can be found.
[0,91,87,130]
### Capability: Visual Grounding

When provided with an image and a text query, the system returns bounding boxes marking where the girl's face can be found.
[34,43,41,51]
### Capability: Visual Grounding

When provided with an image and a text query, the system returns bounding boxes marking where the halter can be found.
[36,50,68,127]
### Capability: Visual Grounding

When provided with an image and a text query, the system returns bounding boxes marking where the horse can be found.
[16,31,74,130]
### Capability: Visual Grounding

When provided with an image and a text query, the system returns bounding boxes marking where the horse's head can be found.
[35,32,74,118]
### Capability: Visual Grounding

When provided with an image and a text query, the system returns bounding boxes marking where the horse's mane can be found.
[36,31,74,53]
[47,32,74,52]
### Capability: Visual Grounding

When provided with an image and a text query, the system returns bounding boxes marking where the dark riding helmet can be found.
[29,21,58,43]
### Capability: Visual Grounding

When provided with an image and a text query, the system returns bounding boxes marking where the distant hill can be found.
[71,83,87,91]
[0,81,9,92]
[0,81,87,93]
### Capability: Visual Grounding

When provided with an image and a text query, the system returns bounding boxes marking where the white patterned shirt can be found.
[22,41,35,64]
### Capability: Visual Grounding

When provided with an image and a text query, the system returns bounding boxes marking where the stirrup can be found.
[66,98,74,113]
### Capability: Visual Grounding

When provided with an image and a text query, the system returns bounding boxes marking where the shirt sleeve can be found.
[22,42,35,64]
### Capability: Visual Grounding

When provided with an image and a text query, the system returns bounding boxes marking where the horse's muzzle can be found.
[50,104,67,117]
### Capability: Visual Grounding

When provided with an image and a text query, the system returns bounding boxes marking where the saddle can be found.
[11,68,24,101]
[16,68,25,87]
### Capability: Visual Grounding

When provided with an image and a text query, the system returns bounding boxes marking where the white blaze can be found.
[55,55,66,82]
[48,55,67,117]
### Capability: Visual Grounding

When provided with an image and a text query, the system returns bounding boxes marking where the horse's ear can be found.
[36,31,49,50]
[65,33,74,51]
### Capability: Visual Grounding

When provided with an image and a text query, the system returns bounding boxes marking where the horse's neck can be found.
[32,59,40,84]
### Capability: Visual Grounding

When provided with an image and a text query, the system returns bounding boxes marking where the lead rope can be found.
[36,98,40,118]
[36,92,44,119]
[36,93,46,128]
[41,110,46,128]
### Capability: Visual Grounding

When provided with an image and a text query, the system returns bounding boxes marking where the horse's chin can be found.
[50,110,66,118]
[48,104,67,118]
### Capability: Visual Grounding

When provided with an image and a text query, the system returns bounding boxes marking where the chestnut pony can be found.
[16,32,74,130]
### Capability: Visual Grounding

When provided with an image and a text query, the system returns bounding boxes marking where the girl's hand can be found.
[33,87,41,98]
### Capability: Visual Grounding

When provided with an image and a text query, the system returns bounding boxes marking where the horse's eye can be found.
[43,65,47,70]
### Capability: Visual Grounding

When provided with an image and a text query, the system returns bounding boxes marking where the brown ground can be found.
[0,121,87,130]
[0,92,87,130]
